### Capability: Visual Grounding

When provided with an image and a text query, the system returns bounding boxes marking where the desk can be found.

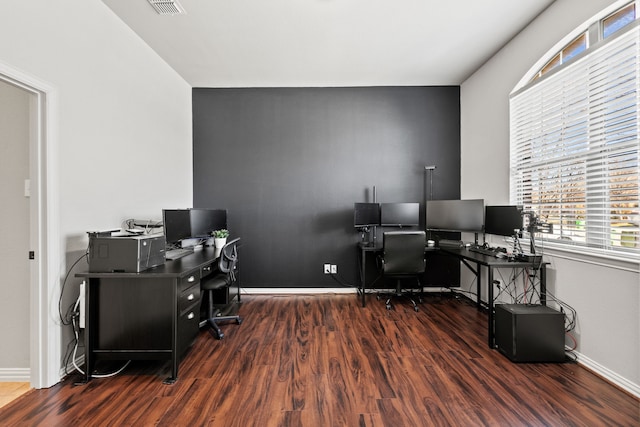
[357,242,381,307]
[439,247,547,348]
[76,247,220,384]
[357,243,547,349]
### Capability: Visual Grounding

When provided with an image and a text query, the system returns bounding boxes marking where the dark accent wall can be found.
[193,87,461,288]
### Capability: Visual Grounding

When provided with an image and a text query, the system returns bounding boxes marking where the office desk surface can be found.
[439,247,544,268]
[77,246,221,279]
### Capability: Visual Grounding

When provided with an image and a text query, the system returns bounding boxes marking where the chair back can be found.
[218,237,240,280]
[382,231,426,275]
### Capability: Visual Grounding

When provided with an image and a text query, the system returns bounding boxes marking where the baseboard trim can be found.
[60,354,84,380]
[0,368,30,382]
[574,351,640,398]
[242,287,358,295]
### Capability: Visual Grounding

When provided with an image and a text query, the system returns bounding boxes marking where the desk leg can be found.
[540,264,547,305]
[164,289,179,385]
[360,249,366,307]
[476,264,482,309]
[487,267,495,348]
[79,279,94,384]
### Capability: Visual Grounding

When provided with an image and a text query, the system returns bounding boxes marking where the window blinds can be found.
[510,24,639,259]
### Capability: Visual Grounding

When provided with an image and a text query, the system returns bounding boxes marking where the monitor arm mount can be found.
[522,211,553,254]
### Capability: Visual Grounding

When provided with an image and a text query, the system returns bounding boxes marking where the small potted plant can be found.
[212,229,229,248]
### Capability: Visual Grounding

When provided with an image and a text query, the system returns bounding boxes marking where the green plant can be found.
[212,229,229,238]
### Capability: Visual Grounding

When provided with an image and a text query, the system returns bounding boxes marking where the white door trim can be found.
[0,60,60,389]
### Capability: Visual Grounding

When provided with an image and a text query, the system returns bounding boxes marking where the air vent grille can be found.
[148,0,186,15]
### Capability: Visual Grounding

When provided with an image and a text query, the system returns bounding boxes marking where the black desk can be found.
[439,247,547,348]
[77,247,220,384]
[357,243,547,349]
[357,242,381,307]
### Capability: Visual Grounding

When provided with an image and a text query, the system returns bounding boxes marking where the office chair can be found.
[377,231,426,312]
[201,237,242,339]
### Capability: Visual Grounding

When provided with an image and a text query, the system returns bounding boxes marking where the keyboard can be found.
[165,248,193,260]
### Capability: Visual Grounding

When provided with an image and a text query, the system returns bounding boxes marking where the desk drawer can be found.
[179,284,201,315]
[201,262,215,278]
[178,304,200,356]
[179,270,201,293]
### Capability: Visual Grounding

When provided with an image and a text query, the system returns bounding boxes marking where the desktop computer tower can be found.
[89,234,166,273]
[495,304,565,363]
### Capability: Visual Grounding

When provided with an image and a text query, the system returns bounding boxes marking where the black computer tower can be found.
[495,304,565,363]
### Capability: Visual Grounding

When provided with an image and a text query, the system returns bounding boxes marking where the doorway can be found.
[0,64,58,389]
[0,79,31,382]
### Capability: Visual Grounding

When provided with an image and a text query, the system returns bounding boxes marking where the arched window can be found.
[510,1,639,260]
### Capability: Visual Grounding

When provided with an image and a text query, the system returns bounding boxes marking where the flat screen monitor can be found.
[426,199,484,232]
[485,205,523,237]
[380,202,420,227]
[354,203,380,228]
[190,208,227,238]
[162,209,191,246]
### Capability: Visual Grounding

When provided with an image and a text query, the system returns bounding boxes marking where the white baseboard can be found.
[60,354,85,380]
[0,368,30,382]
[574,351,640,398]
[240,287,452,295]
[241,287,357,295]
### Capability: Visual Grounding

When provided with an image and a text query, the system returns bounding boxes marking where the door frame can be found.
[0,61,60,389]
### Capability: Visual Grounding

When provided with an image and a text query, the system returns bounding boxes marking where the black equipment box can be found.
[89,234,166,273]
[495,304,565,363]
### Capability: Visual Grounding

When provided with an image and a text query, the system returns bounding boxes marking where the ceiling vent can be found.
[147,0,186,16]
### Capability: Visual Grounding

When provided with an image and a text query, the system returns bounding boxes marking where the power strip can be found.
[79,281,86,329]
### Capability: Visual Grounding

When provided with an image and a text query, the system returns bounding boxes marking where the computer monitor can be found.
[380,202,420,227]
[190,208,227,238]
[162,209,191,247]
[354,203,380,228]
[485,205,523,237]
[425,199,484,232]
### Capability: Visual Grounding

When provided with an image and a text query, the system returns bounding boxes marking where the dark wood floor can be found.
[1,293,638,426]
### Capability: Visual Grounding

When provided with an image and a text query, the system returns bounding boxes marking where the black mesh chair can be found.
[201,237,242,339]
[377,231,426,312]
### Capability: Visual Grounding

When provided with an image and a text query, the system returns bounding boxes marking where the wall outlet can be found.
[323,264,331,274]
[331,264,337,274]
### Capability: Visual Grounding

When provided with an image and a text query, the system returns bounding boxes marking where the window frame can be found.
[510,2,639,263]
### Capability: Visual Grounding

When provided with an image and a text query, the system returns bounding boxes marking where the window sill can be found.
[535,242,639,272]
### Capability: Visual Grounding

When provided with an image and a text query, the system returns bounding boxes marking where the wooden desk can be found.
[439,247,547,348]
[77,247,220,384]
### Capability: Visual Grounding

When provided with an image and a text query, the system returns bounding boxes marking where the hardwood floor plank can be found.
[0,294,637,426]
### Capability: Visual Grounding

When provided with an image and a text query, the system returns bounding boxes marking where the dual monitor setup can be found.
[163,208,227,259]
[354,199,525,247]
[353,202,420,247]
[425,200,524,238]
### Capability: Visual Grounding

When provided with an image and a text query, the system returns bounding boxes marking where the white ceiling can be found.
[102,0,555,87]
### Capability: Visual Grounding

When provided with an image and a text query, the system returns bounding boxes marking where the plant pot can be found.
[214,237,227,248]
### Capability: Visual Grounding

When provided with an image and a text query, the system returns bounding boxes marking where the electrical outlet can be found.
[331,264,337,274]
[324,264,331,274]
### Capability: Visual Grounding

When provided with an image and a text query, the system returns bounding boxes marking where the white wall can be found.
[0,0,192,385]
[461,0,639,395]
